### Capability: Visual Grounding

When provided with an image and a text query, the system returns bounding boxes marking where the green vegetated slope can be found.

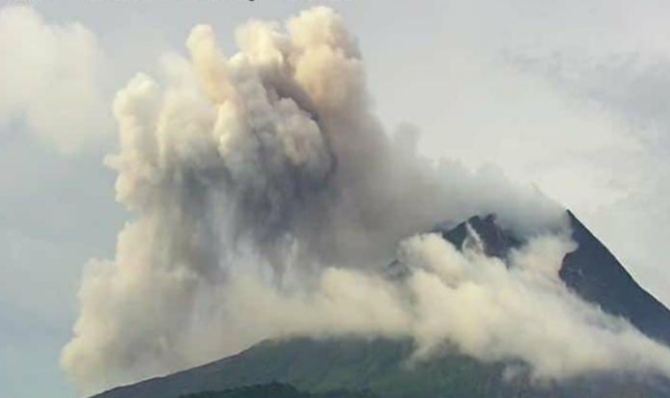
[178,382,378,398]
[101,336,670,398]
[193,337,668,398]
[211,338,506,398]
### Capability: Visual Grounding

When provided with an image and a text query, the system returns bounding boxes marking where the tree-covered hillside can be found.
[179,382,378,398]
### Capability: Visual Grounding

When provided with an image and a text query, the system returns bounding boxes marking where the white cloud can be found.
[0,6,111,153]
[213,232,670,382]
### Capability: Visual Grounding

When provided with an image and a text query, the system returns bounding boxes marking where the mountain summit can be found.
[92,211,670,398]
[434,211,670,347]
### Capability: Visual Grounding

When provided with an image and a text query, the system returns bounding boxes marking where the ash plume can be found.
[61,7,670,395]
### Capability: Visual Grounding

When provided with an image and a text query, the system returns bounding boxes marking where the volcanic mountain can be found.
[92,211,670,398]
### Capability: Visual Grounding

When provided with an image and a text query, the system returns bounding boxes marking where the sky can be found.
[1,1,670,397]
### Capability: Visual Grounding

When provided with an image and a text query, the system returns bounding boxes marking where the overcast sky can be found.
[2,1,670,397]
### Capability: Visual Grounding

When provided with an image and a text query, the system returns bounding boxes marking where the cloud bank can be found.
[60,7,670,395]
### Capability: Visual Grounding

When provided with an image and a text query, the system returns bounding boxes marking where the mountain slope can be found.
[178,382,378,398]
[93,210,670,398]
[95,337,670,398]
[436,211,670,346]
[560,211,670,346]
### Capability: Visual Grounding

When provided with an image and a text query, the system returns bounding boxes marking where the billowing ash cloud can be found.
[225,232,670,381]
[61,7,670,395]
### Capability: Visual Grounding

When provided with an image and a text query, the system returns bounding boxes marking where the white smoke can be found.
[61,6,670,395]
[221,232,670,380]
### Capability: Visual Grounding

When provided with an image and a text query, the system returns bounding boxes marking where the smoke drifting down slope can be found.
[61,7,670,395]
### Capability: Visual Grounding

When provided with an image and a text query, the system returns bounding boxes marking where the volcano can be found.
[91,211,670,398]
